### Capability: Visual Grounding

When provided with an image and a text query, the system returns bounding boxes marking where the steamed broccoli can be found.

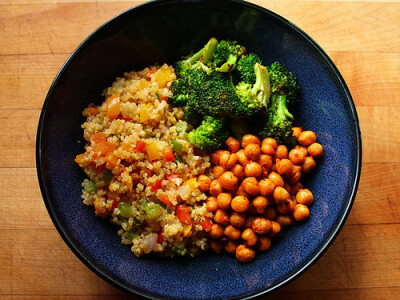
[186,116,230,152]
[235,53,262,84]
[213,40,246,72]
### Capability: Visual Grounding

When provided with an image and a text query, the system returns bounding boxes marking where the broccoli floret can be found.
[186,116,230,152]
[213,40,246,72]
[169,79,190,107]
[236,53,262,84]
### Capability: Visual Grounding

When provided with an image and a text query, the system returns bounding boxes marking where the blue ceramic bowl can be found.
[36,0,361,299]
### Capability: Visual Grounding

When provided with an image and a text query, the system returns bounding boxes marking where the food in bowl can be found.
[74,38,323,262]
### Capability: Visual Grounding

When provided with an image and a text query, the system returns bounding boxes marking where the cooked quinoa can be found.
[75,64,213,257]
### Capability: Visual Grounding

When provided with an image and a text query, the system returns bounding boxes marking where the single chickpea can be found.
[219,171,238,191]
[276,199,295,215]
[210,240,224,254]
[236,245,256,263]
[262,137,278,149]
[220,151,238,169]
[257,236,272,251]
[211,150,224,165]
[259,178,275,196]
[296,188,313,205]
[290,182,303,195]
[252,196,268,211]
[236,185,250,198]
[242,134,261,148]
[209,179,223,196]
[283,182,292,195]
[225,137,240,153]
[224,240,238,254]
[244,143,261,161]
[293,204,310,221]
[287,165,302,184]
[275,214,294,227]
[292,127,303,141]
[231,196,250,213]
[269,221,281,236]
[206,196,218,212]
[198,175,212,192]
[230,211,246,228]
[273,186,290,203]
[244,161,262,177]
[217,193,232,210]
[263,206,277,220]
[302,156,316,173]
[258,154,273,171]
[288,148,306,165]
[244,215,256,228]
[261,141,275,155]
[208,224,224,239]
[231,164,245,181]
[241,228,258,247]
[236,149,249,166]
[308,142,324,158]
[298,130,317,146]
[224,224,242,240]
[268,172,284,187]
[241,177,260,195]
[276,158,294,176]
[252,217,272,235]
[275,145,288,159]
[213,165,226,179]
[213,209,230,226]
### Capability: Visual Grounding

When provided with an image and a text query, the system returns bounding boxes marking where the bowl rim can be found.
[36,0,362,299]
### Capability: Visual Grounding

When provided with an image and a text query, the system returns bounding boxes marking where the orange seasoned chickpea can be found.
[225,137,240,153]
[231,164,245,181]
[224,240,238,254]
[206,196,218,212]
[276,214,294,227]
[276,199,296,215]
[293,204,310,221]
[269,221,281,236]
[217,193,232,210]
[244,143,261,161]
[252,196,268,211]
[287,165,302,184]
[230,211,246,228]
[296,188,313,205]
[261,141,275,155]
[275,145,288,159]
[244,215,256,228]
[288,148,306,165]
[198,174,211,192]
[308,142,323,158]
[292,127,303,141]
[262,137,278,149]
[241,228,258,247]
[268,172,284,187]
[208,223,224,239]
[214,209,230,226]
[258,178,275,197]
[220,151,238,169]
[213,165,226,179]
[236,245,256,263]
[219,171,238,191]
[298,130,317,146]
[283,182,292,195]
[241,177,260,195]
[242,134,261,148]
[231,196,250,212]
[211,150,224,165]
[257,236,272,251]
[252,217,272,235]
[263,206,277,220]
[209,179,223,196]
[290,182,304,195]
[276,158,294,176]
[244,161,262,177]
[224,224,242,240]
[302,156,316,173]
[210,240,224,254]
[258,154,273,171]
[273,186,290,203]
[236,149,249,166]
[236,185,250,198]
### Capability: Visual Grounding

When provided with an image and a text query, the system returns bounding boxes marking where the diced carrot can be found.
[105,153,119,169]
[136,140,147,152]
[74,153,86,165]
[200,217,213,232]
[91,132,107,144]
[87,104,99,116]
[176,205,191,224]
[163,146,175,162]
[159,194,172,206]
[92,140,116,156]
[93,199,107,219]
[145,143,162,161]
[152,67,174,88]
[106,94,120,120]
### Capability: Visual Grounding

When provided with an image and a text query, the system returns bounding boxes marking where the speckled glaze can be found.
[36,0,361,299]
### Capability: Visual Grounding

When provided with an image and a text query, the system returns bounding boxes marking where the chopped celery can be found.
[118,202,133,218]
[172,140,183,154]
[83,180,96,194]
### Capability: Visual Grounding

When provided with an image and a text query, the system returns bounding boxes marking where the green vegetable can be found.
[171,140,183,154]
[118,202,133,218]
[174,153,183,163]
[173,246,187,256]
[139,199,162,219]
[102,169,113,184]
[126,231,137,240]
[83,180,96,194]
[176,121,188,135]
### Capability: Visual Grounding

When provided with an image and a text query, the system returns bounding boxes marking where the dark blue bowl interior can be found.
[36,0,361,299]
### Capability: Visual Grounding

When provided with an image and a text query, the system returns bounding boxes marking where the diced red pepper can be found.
[176,205,191,224]
[136,140,147,152]
[159,194,172,206]
[117,115,131,122]
[110,198,119,211]
[166,173,179,181]
[157,231,164,243]
[150,180,161,192]
[200,217,213,232]
[163,146,175,162]
[91,161,105,172]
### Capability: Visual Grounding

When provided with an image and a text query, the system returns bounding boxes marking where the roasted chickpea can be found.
[241,177,260,195]
[220,151,238,169]
[252,217,272,235]
[224,224,242,240]
[241,228,258,247]
[214,209,230,226]
[273,186,290,203]
[276,158,294,176]
[263,206,277,220]
[211,150,224,165]
[283,182,292,195]
[198,174,211,192]
[258,154,273,171]
[209,224,224,239]
[231,196,250,212]
[308,142,324,158]
[258,178,275,196]
[210,240,224,254]
[242,134,261,148]
[290,182,304,195]
[293,204,310,221]
[217,193,232,210]
[219,171,238,191]
[260,142,275,156]
[298,130,317,146]
[236,245,256,263]
[236,149,249,166]
[262,137,278,149]
[213,165,226,179]
[292,127,303,141]
[209,179,223,196]
[230,212,246,228]
[275,145,288,159]
[252,196,268,211]
[302,156,316,173]
[224,240,238,254]
[231,164,245,181]
[275,214,294,227]
[287,165,302,184]
[236,185,250,198]
[288,148,306,165]
[225,137,240,153]
[244,161,262,177]
[244,215,256,228]
[276,199,296,215]
[244,143,261,161]
[296,188,313,205]
[269,221,281,236]
[268,172,284,187]
[258,236,272,252]
[206,196,218,212]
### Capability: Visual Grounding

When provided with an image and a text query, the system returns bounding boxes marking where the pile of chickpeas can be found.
[197,128,323,263]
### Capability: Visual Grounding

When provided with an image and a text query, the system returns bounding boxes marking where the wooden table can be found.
[1,0,399,299]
